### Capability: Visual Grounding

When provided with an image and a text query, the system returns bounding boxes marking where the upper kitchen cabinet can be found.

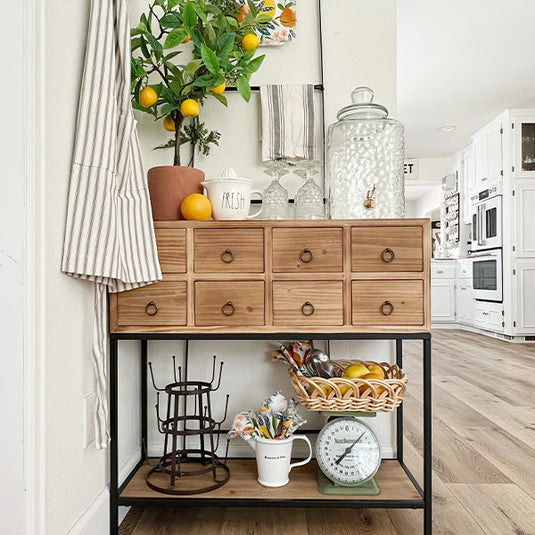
[511,113,535,179]
[461,144,475,223]
[471,115,504,194]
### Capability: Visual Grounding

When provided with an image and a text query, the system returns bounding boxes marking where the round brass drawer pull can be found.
[301,301,315,316]
[300,248,313,263]
[145,301,158,316]
[381,300,394,316]
[221,249,235,264]
[222,301,235,316]
[381,248,395,263]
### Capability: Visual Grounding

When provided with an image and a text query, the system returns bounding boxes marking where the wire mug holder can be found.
[146,348,230,495]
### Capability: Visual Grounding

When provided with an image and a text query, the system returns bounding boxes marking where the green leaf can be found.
[205,4,222,16]
[204,22,217,49]
[192,3,208,23]
[225,16,239,31]
[164,51,181,61]
[211,92,228,107]
[256,14,273,23]
[193,73,218,87]
[191,27,203,48]
[140,37,151,59]
[201,43,220,74]
[154,138,176,150]
[160,13,182,28]
[131,37,143,51]
[164,28,188,49]
[243,54,265,76]
[146,33,163,53]
[183,1,197,28]
[247,0,259,17]
[161,101,180,115]
[185,58,203,77]
[216,32,235,53]
[168,0,180,9]
[236,75,251,102]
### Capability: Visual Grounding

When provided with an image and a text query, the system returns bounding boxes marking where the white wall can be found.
[39,1,398,533]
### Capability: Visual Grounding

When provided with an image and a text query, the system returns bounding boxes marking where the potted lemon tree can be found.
[131,0,269,219]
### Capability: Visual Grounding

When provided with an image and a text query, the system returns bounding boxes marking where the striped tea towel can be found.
[260,84,316,162]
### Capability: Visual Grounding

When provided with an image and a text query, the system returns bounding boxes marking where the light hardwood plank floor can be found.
[120,330,535,535]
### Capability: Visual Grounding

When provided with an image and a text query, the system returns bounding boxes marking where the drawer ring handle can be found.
[222,301,235,317]
[145,301,158,316]
[221,249,235,264]
[381,248,395,263]
[300,248,313,263]
[381,301,394,316]
[301,301,315,316]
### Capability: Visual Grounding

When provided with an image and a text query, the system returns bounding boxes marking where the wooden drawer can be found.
[155,228,186,273]
[194,281,265,326]
[272,228,343,272]
[352,280,424,326]
[351,226,423,272]
[272,281,344,326]
[194,229,264,273]
[116,282,187,326]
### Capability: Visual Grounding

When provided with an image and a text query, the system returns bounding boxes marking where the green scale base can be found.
[316,470,381,496]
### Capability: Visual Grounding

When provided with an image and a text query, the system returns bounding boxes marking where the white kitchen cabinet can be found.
[472,121,503,192]
[512,113,535,179]
[462,145,475,223]
[431,279,456,323]
[474,301,504,333]
[512,181,535,258]
[513,261,535,334]
[456,281,474,326]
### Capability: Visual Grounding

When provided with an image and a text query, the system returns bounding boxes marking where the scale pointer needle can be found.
[334,431,366,465]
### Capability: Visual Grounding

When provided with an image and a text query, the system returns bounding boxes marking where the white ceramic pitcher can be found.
[248,435,312,487]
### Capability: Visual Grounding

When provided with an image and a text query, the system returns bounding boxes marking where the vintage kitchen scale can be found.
[315,413,381,495]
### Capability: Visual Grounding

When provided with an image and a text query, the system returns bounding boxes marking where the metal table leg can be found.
[395,338,404,465]
[110,337,118,535]
[423,337,432,534]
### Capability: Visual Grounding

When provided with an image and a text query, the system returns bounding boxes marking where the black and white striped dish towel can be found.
[260,84,316,162]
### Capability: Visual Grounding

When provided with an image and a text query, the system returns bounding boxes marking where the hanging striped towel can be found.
[260,84,316,162]
[61,0,162,448]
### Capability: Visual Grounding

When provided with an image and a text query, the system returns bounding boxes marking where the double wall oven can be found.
[470,185,503,302]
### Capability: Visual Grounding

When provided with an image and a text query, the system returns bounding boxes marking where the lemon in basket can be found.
[367,364,385,379]
[343,363,370,379]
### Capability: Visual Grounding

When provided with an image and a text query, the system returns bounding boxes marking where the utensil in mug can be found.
[247,435,312,487]
[201,178,263,220]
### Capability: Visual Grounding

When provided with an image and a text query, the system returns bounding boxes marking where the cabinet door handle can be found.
[381,301,394,316]
[221,301,235,316]
[145,301,158,316]
[300,248,313,263]
[381,248,395,263]
[301,301,315,316]
[221,249,235,264]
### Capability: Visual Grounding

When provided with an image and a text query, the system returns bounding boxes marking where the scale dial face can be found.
[315,417,381,487]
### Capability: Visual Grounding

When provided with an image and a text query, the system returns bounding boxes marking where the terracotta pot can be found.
[147,166,205,220]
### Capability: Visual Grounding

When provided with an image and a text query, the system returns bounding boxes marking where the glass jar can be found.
[326,87,405,219]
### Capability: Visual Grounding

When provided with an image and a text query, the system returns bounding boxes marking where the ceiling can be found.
[397,0,535,158]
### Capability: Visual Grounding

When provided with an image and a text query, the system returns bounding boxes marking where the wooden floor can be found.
[120,330,535,535]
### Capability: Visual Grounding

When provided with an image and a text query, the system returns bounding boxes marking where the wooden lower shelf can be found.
[119,459,423,508]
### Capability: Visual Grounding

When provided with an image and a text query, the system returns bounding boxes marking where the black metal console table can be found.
[109,332,432,534]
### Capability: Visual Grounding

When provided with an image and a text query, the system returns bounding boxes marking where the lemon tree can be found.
[131,0,270,166]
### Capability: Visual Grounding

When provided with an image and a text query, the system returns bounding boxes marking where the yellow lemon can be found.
[314,384,332,397]
[211,82,226,95]
[367,364,385,379]
[163,115,176,131]
[343,363,370,379]
[242,33,259,51]
[360,373,386,395]
[180,99,200,118]
[183,34,191,43]
[180,194,212,221]
[339,384,352,396]
[139,87,158,108]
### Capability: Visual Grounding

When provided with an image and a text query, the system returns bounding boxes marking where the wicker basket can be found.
[289,360,407,412]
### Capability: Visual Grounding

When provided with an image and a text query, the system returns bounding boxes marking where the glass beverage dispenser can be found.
[327,87,405,219]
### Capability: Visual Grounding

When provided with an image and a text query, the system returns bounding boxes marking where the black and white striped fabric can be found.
[62,0,161,448]
[260,84,316,162]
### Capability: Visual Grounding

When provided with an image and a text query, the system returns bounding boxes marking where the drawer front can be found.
[456,260,472,279]
[432,262,455,279]
[155,228,186,273]
[194,229,264,273]
[351,226,423,272]
[117,282,187,326]
[272,281,344,326]
[195,281,265,326]
[352,280,424,326]
[272,228,343,272]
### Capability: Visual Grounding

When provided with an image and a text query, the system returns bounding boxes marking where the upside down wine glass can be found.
[261,160,290,220]
[294,160,324,220]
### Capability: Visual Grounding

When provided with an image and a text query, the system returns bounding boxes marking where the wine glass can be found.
[261,160,291,220]
[294,160,324,220]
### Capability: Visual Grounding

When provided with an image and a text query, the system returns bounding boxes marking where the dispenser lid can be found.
[336,87,388,120]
